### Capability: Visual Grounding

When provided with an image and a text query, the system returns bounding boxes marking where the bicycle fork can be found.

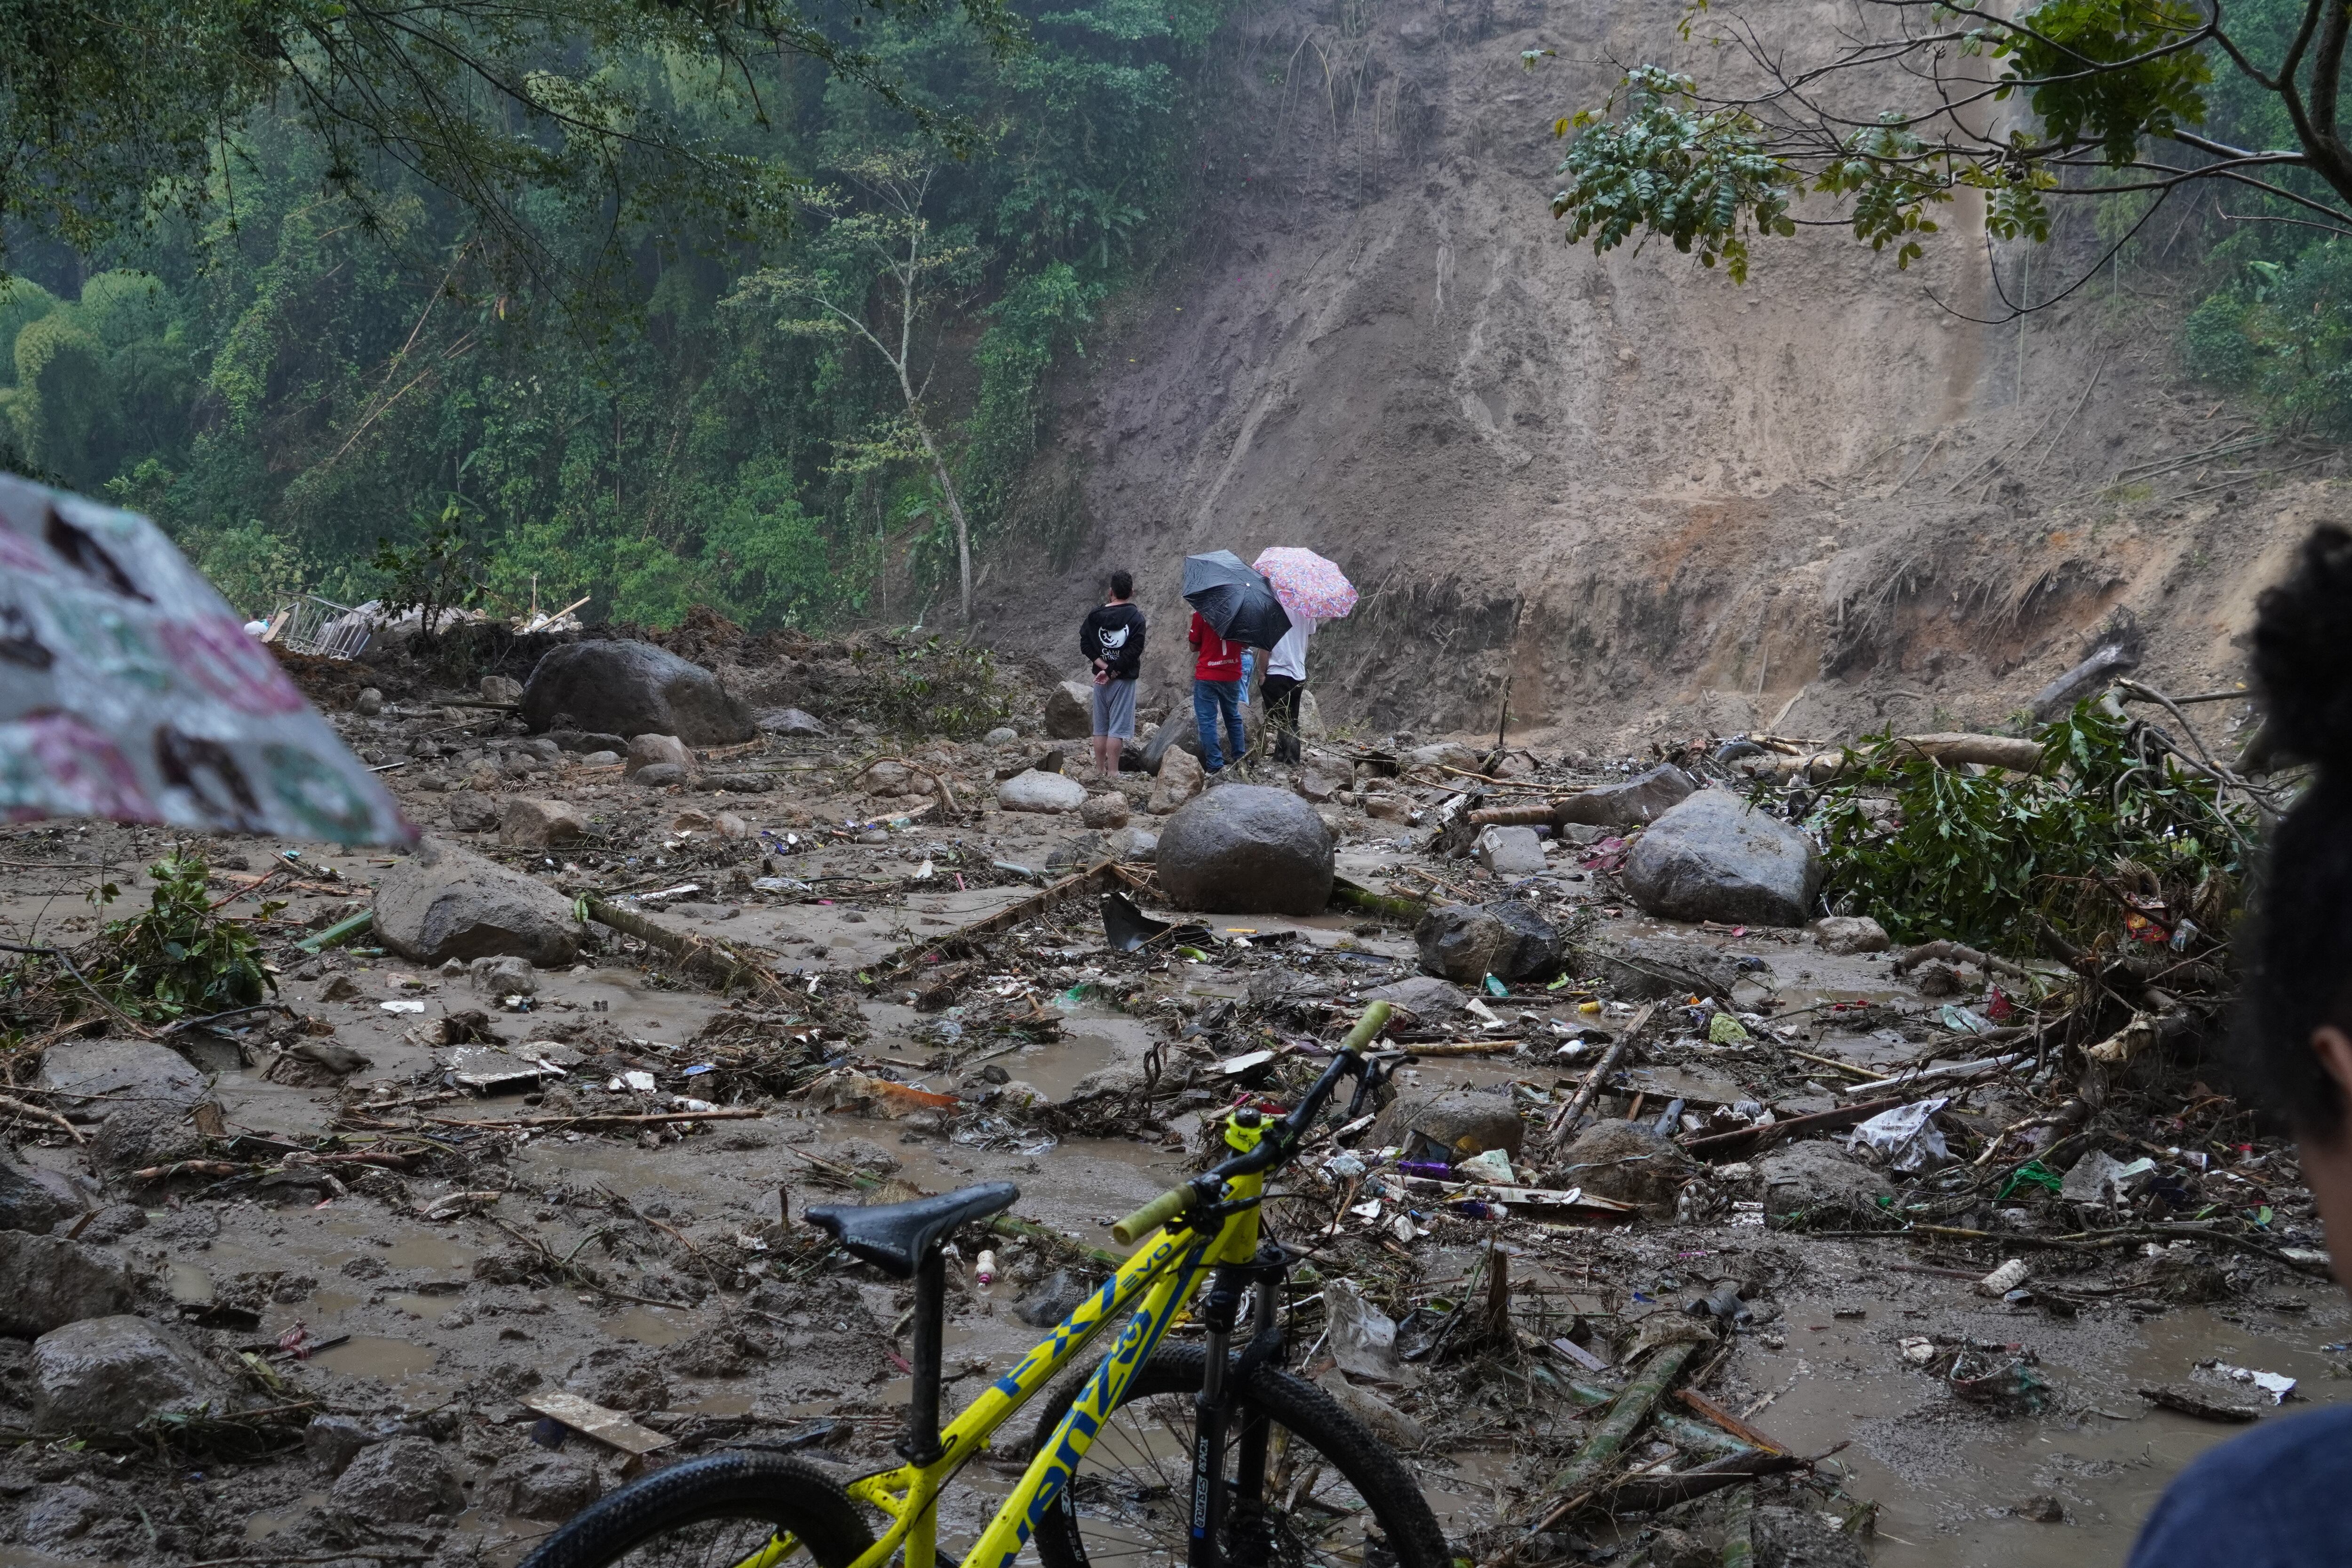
[1188,1253,1286,1568]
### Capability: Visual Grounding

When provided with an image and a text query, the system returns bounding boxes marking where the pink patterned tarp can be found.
[0,472,417,846]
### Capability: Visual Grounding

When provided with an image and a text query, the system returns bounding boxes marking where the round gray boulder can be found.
[1622,790,1823,927]
[373,839,581,966]
[521,639,755,745]
[1156,786,1334,915]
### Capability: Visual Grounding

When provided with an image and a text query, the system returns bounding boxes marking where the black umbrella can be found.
[1181,550,1292,648]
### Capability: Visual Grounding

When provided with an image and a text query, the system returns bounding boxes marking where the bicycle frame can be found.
[732,1165,1268,1568]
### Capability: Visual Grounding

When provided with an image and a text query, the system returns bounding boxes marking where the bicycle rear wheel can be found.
[1029,1345,1448,1568]
[516,1450,875,1568]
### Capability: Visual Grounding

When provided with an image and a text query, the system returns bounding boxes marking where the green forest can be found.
[0,0,1230,629]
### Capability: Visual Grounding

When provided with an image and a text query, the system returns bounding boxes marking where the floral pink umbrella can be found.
[1249,548,1356,621]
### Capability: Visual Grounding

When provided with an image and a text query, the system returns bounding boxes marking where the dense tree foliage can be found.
[0,0,1225,626]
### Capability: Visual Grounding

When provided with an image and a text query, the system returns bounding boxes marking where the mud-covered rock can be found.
[90,1100,206,1172]
[1383,1087,1524,1162]
[624,732,694,780]
[999,770,1088,814]
[522,639,754,745]
[1811,915,1890,955]
[1556,1120,1701,1217]
[373,839,580,966]
[757,707,828,737]
[0,1156,70,1234]
[31,1316,222,1434]
[1359,974,1468,1020]
[1555,765,1694,829]
[1623,791,1822,927]
[1755,1140,1894,1224]
[1576,935,1745,1001]
[1416,900,1558,983]
[330,1434,464,1522]
[0,1234,136,1337]
[1157,786,1334,915]
[633,762,687,788]
[484,1448,604,1521]
[566,1347,669,1411]
[1080,792,1130,829]
[1015,1269,1092,1327]
[21,1482,107,1551]
[446,790,501,832]
[1044,681,1096,740]
[500,797,587,848]
[35,1040,207,1115]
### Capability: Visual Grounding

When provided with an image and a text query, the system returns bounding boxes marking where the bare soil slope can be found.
[974,0,2344,751]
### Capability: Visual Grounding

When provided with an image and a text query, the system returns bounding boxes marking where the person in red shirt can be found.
[1188,611,1247,772]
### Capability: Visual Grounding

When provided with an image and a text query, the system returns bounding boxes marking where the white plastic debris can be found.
[974,1250,998,1285]
[2198,1361,2297,1403]
[1848,1097,1952,1173]
[1454,1148,1516,1184]
[1322,1151,1368,1182]
[380,999,426,1014]
[1979,1258,2031,1297]
[609,1070,657,1093]
[1899,1336,1939,1366]
[1349,1197,1383,1221]
[2060,1149,2157,1206]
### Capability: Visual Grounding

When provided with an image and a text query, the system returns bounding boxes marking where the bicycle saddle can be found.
[805,1182,1019,1278]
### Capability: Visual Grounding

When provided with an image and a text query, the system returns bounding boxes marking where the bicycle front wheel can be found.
[1029,1345,1448,1568]
[516,1450,875,1568]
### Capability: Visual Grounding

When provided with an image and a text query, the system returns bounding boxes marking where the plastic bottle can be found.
[975,1249,998,1285]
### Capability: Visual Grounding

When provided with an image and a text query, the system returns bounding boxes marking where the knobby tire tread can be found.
[1030,1344,1450,1568]
[516,1450,875,1568]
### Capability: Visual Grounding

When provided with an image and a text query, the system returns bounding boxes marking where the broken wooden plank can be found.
[1680,1096,1908,1161]
[522,1392,675,1455]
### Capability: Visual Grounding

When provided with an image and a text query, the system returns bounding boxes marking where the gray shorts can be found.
[1092,677,1136,739]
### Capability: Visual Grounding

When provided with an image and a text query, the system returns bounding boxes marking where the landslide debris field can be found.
[0,628,2337,1568]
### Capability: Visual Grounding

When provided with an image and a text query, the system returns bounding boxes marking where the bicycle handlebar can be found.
[1109,1001,1391,1245]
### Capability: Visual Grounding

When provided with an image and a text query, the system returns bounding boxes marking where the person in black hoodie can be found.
[1079,570,1146,778]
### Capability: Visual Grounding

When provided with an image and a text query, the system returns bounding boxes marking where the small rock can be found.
[624,733,695,780]
[521,639,754,745]
[1080,793,1130,829]
[481,675,525,705]
[32,1315,222,1434]
[1811,915,1891,955]
[633,763,687,788]
[1157,786,1335,915]
[469,955,540,995]
[353,687,384,717]
[1910,960,1963,997]
[1364,793,1412,823]
[1473,825,1548,876]
[1359,974,1467,1019]
[1294,771,1339,804]
[1015,1269,1091,1327]
[483,1448,603,1521]
[446,791,501,833]
[985,726,1019,746]
[306,1413,395,1474]
[1416,900,1558,983]
[580,750,621,767]
[330,1434,464,1522]
[1402,741,1482,779]
[1109,826,1159,863]
[0,1155,69,1234]
[91,1101,206,1172]
[373,838,582,966]
[1623,790,1823,927]
[1384,1087,1524,1162]
[1147,746,1205,813]
[1554,765,1694,829]
[1044,681,1096,741]
[756,707,828,737]
[999,770,1089,814]
[319,974,363,1003]
[707,772,772,794]
[0,1233,137,1336]
[36,1039,207,1114]
[500,797,586,848]
[2018,1494,2066,1524]
[22,1483,108,1550]
[671,809,714,834]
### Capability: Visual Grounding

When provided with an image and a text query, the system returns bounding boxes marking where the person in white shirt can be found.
[1259,614,1313,764]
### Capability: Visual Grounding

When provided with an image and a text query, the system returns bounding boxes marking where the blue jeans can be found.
[1193,679,1245,772]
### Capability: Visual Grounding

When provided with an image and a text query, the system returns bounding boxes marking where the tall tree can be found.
[1539,0,2352,293]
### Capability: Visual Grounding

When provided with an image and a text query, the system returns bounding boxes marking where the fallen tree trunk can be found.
[1777,732,2050,784]
[1604,1450,1802,1513]
[580,895,791,1002]
[1542,1004,1653,1152]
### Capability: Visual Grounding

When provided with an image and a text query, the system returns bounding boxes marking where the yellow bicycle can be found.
[518,1003,1444,1568]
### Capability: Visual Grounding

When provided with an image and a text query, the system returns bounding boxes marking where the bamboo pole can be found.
[1544,1338,1698,1496]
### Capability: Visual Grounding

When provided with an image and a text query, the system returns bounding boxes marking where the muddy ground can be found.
[0,677,2340,1568]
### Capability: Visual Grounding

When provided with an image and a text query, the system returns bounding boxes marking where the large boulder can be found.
[1044,681,1096,741]
[1556,765,1694,829]
[1555,1120,1701,1217]
[521,640,755,745]
[1576,935,1745,1002]
[999,770,1088,814]
[31,1316,223,1434]
[1473,825,1548,876]
[1157,786,1334,915]
[0,1233,137,1336]
[330,1434,465,1522]
[1622,791,1823,927]
[1359,974,1468,1021]
[1416,900,1559,983]
[373,840,581,966]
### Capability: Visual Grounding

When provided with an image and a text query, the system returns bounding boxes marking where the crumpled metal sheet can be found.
[0,471,415,846]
